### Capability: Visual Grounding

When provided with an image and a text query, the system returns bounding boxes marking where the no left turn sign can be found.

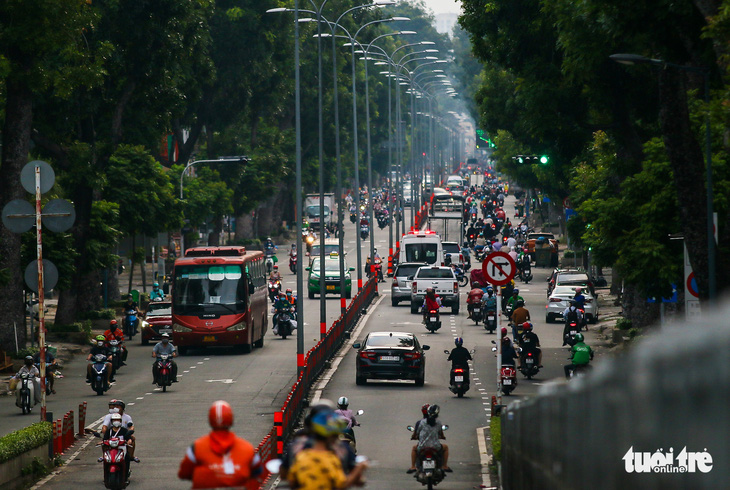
[482,251,516,286]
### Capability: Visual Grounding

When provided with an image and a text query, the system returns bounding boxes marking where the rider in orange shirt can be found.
[178,400,262,489]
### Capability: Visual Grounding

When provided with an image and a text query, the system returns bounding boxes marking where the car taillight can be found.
[360,351,377,359]
[412,283,417,293]
[549,298,563,302]
[454,281,458,291]
[393,278,398,287]
[404,352,422,360]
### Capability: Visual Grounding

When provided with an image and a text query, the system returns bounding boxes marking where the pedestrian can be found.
[178,400,262,488]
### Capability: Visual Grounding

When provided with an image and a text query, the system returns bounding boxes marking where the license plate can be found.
[503,379,512,385]
[570,330,577,335]
[474,308,481,312]
[203,335,216,342]
[422,460,436,470]
[488,316,495,321]
[526,358,534,364]
[455,376,464,382]
[380,356,400,362]
[430,317,437,322]
[326,285,336,291]
[159,328,172,334]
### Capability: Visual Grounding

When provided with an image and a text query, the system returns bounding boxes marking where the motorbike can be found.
[16,372,35,414]
[350,212,357,223]
[564,321,580,347]
[338,409,364,453]
[454,266,469,288]
[123,310,138,340]
[460,248,471,270]
[444,350,473,398]
[367,258,384,282]
[108,339,123,374]
[377,214,389,229]
[519,348,541,379]
[407,424,449,489]
[470,302,483,325]
[518,257,532,283]
[156,353,174,392]
[425,309,441,333]
[90,354,110,396]
[289,253,298,274]
[360,224,369,240]
[500,365,517,395]
[268,279,282,302]
[265,256,275,273]
[98,432,134,489]
[484,306,497,333]
[276,307,295,339]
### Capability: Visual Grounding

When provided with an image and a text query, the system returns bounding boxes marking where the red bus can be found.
[171,246,268,354]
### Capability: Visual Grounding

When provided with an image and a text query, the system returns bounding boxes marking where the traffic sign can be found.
[1,199,35,233]
[24,259,58,293]
[482,251,516,286]
[686,272,699,298]
[41,199,76,233]
[20,160,55,195]
[563,197,572,209]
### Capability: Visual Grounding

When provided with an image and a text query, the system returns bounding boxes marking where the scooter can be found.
[484,308,497,333]
[564,321,580,347]
[156,353,174,392]
[360,224,369,240]
[407,424,449,488]
[108,339,123,373]
[289,253,297,273]
[470,302,483,325]
[98,432,134,489]
[371,258,384,282]
[519,348,541,379]
[425,309,441,333]
[500,365,517,395]
[454,266,469,287]
[123,310,138,340]
[90,354,110,396]
[275,307,295,339]
[338,409,364,454]
[265,256,275,273]
[444,350,473,398]
[16,372,35,414]
[268,279,282,302]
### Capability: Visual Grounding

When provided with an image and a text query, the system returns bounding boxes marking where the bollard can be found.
[54,418,62,455]
[387,254,393,276]
[68,410,75,446]
[78,402,87,438]
[62,413,70,451]
[274,411,283,457]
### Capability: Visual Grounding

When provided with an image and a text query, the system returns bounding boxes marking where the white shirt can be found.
[102,413,134,429]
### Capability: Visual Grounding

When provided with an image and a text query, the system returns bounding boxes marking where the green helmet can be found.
[574,333,584,343]
[95,334,106,342]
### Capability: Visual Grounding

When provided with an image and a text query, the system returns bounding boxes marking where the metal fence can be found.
[501,304,730,490]
[254,277,378,487]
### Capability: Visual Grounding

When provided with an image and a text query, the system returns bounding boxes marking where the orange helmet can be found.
[208,400,234,430]
[110,319,118,326]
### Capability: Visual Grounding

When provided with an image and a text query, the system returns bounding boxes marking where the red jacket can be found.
[424,296,441,312]
[178,430,261,489]
[467,289,484,304]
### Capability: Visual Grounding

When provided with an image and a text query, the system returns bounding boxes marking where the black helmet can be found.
[24,355,33,366]
[515,299,525,308]
[454,337,463,347]
[427,404,440,419]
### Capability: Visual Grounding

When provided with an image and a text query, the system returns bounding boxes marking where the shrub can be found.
[79,309,116,320]
[21,457,49,477]
[0,422,53,464]
[49,323,81,333]
[563,250,576,259]
[628,327,640,339]
[616,317,633,331]
[11,347,40,360]
[490,414,501,461]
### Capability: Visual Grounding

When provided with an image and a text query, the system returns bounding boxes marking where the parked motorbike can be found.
[123,310,138,340]
[289,253,297,274]
[407,424,449,488]
[90,354,110,396]
[519,348,541,379]
[500,365,517,395]
[268,279,282,302]
[98,432,134,489]
[156,353,174,392]
[16,372,35,414]
[425,309,441,333]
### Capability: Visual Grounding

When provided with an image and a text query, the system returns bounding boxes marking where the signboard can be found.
[482,251,516,286]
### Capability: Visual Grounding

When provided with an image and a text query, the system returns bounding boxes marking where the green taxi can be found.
[306,253,354,299]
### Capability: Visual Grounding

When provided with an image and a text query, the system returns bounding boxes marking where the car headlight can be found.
[173,323,192,333]
[226,322,246,331]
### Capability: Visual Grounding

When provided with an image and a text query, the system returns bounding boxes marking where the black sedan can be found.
[353,331,429,386]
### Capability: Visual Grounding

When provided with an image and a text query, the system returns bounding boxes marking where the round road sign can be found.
[20,160,55,195]
[1,199,35,233]
[482,251,516,286]
[42,199,76,233]
[24,259,59,293]
[686,272,699,298]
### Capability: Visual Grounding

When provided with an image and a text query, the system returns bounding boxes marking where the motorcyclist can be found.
[481,286,497,311]
[87,335,114,384]
[151,333,178,384]
[500,328,518,366]
[103,319,128,365]
[264,237,277,257]
[101,399,140,462]
[460,243,471,268]
[447,338,472,386]
[13,356,41,406]
[518,322,542,369]
[562,300,584,346]
[510,300,531,341]
[501,280,515,310]
[421,288,442,323]
[32,350,58,395]
[407,404,451,474]
[505,288,524,311]
[122,294,140,317]
[285,288,297,311]
[334,396,358,431]
[564,333,594,378]
[101,413,134,470]
[273,292,293,335]
[150,282,165,301]
[466,287,484,319]
[269,264,282,282]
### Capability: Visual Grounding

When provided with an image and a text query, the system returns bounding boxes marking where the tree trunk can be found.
[657,69,711,301]
[140,244,147,293]
[127,236,136,294]
[622,282,659,328]
[208,218,222,246]
[0,79,33,352]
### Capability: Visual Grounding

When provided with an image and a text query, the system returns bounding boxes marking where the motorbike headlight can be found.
[226,322,246,331]
[173,323,192,333]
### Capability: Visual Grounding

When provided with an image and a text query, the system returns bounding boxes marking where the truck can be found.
[304,193,335,231]
[410,265,460,315]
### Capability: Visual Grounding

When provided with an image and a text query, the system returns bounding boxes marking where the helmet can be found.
[153,282,159,287]
[110,319,118,326]
[304,400,336,429]
[267,237,272,241]
[522,322,532,331]
[96,335,106,342]
[515,299,525,308]
[111,413,123,427]
[574,333,584,343]
[208,400,234,430]
[337,396,349,409]
[501,327,508,337]
[286,288,292,294]
[421,403,430,417]
[127,294,133,299]
[513,288,519,295]
[273,265,278,269]
[161,333,170,342]
[309,409,345,437]
[24,355,33,365]
[110,399,126,410]
[454,337,463,347]
[575,287,582,294]
[426,404,440,419]
[570,300,578,307]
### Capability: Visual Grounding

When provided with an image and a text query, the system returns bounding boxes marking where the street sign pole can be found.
[496,287,502,405]
[35,167,47,422]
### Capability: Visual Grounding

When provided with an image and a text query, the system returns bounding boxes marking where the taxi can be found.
[306,252,354,299]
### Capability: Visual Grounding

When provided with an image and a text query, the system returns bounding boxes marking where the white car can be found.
[545,285,599,323]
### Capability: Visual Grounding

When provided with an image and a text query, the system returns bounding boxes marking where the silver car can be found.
[545,285,599,323]
[391,262,425,306]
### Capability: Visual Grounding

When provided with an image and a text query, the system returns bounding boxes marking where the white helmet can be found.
[110,413,123,428]
[337,396,349,409]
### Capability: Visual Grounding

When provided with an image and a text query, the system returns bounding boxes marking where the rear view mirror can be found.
[356,409,364,415]
[352,343,361,349]
[407,276,414,281]
[443,349,450,354]
[422,345,430,350]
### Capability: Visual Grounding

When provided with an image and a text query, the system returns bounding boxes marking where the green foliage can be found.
[79,309,116,321]
[11,347,39,360]
[85,201,123,272]
[490,414,501,461]
[628,327,640,339]
[0,422,53,464]
[616,318,633,331]
[21,457,50,477]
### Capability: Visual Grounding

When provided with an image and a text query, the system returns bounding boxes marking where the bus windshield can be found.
[173,264,247,315]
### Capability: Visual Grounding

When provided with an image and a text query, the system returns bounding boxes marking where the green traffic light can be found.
[540,155,549,164]
[517,156,524,164]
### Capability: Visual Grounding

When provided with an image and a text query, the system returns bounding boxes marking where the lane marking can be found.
[476,426,495,489]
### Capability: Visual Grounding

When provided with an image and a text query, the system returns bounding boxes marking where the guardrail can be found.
[254,277,378,487]
[500,311,730,489]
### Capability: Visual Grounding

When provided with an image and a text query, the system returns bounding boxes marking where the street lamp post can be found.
[610,53,715,301]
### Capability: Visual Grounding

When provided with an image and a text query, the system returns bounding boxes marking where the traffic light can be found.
[517,156,525,164]
[540,155,549,164]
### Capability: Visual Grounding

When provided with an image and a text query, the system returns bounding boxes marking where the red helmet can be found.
[501,327,508,337]
[110,319,118,326]
[208,400,234,430]
[523,322,532,331]
[421,403,430,417]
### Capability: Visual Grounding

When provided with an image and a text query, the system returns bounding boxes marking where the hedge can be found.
[0,422,53,464]
[79,309,116,320]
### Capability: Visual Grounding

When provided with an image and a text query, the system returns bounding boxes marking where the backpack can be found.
[566,308,578,323]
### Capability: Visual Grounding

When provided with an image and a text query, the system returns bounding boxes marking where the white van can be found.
[398,231,444,266]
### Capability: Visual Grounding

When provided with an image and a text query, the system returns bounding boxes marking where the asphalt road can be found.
[0,179,604,489]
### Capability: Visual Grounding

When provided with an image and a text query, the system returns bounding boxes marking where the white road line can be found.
[204,358,211,361]
[183,370,190,373]
[476,426,495,489]
[127,403,135,406]
[136,397,144,400]
[197,361,204,365]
